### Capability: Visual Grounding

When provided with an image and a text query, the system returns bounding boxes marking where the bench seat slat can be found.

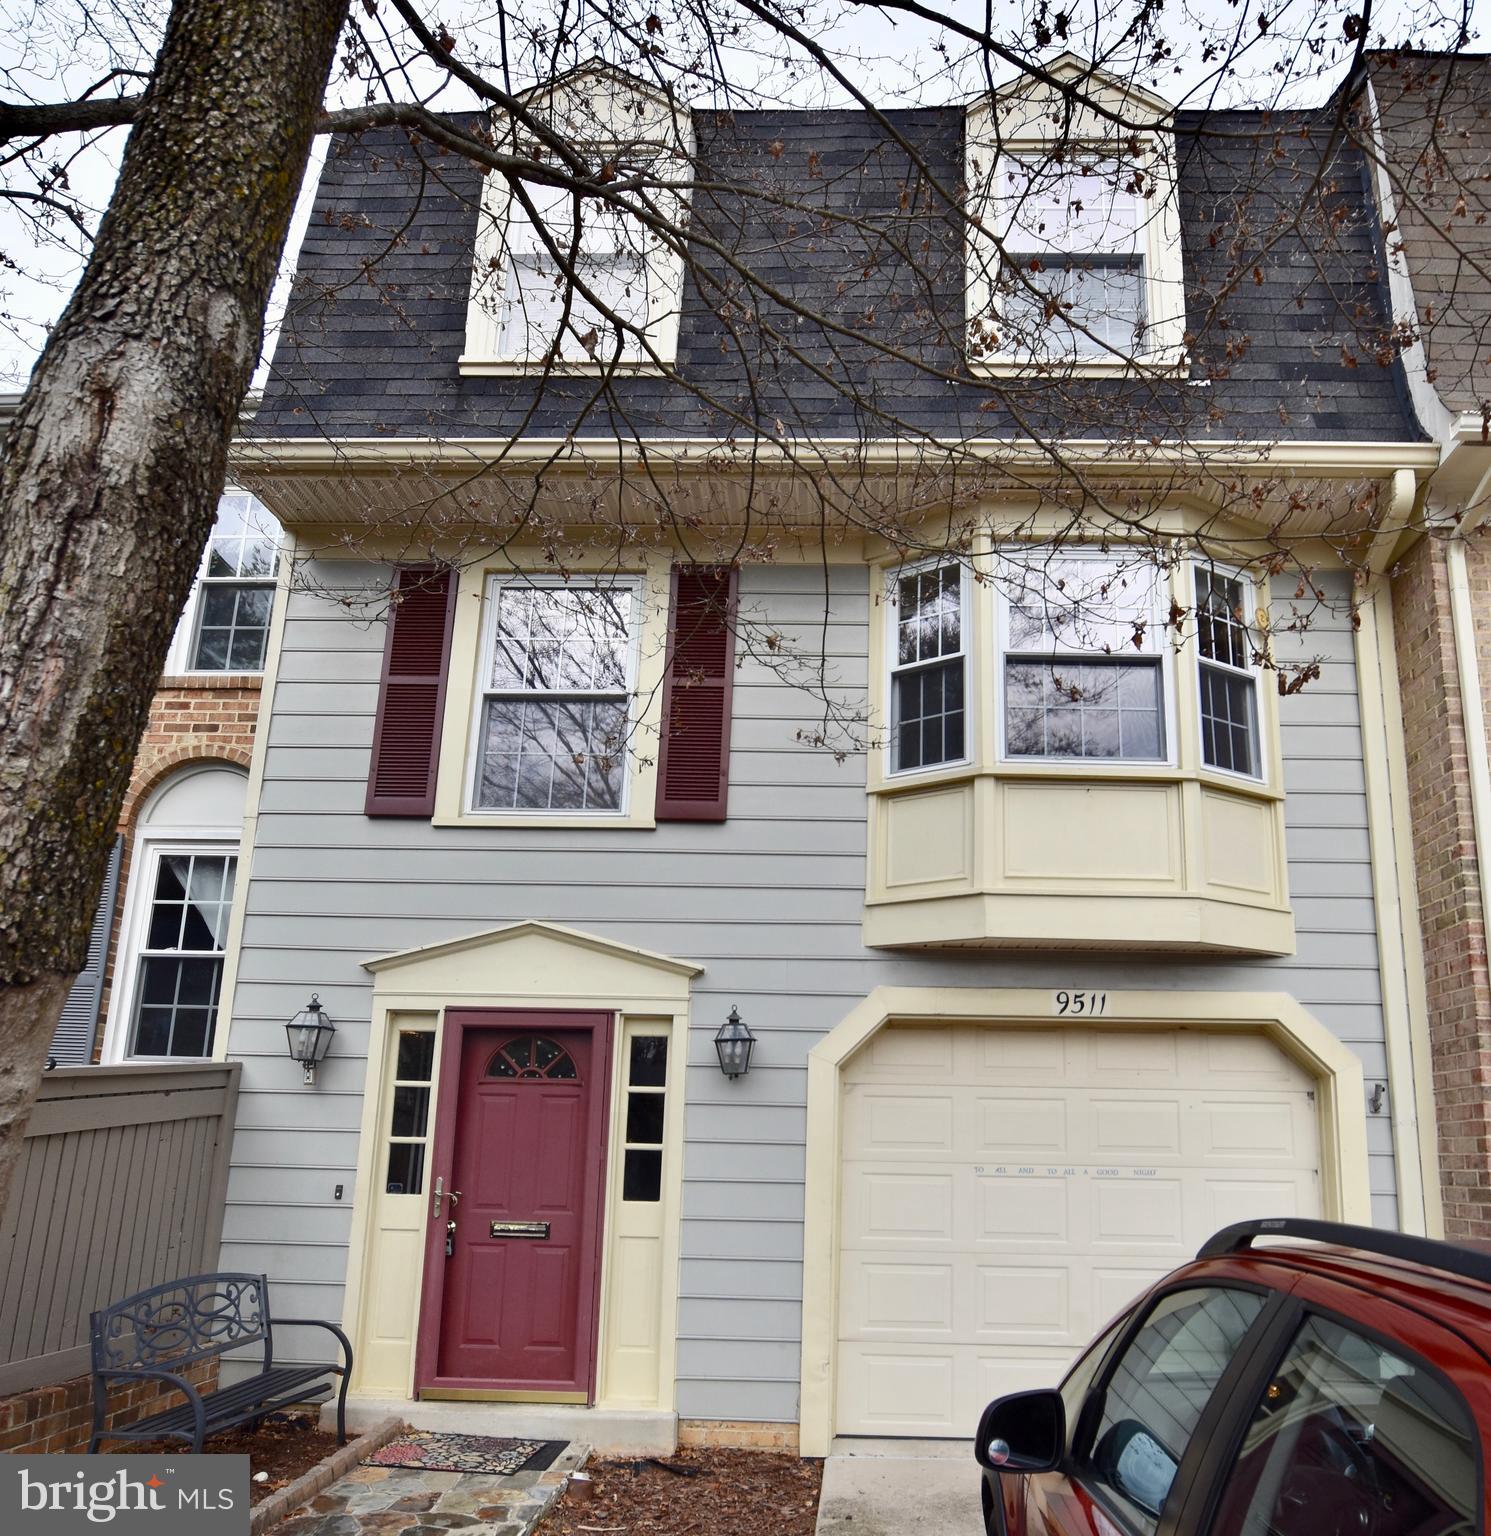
[110,1366,336,1440]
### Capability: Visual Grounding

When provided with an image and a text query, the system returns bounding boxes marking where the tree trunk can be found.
[0,0,349,1215]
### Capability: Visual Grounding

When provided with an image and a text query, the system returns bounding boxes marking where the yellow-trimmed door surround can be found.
[341,921,699,1414]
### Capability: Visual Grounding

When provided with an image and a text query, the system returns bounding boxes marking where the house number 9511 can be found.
[1054,991,1107,1016]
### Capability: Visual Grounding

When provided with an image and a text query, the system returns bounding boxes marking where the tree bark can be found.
[0,0,350,1214]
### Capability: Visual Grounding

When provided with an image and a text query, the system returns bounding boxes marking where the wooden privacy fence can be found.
[0,1062,241,1395]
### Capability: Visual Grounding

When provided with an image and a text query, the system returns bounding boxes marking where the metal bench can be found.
[88,1271,352,1453]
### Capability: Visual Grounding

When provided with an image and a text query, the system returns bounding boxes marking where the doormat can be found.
[362,1431,568,1475]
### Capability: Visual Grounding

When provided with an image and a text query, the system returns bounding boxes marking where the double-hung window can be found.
[996,157,1145,360]
[472,578,639,813]
[1196,566,1262,778]
[497,184,655,365]
[166,489,282,674]
[889,562,968,774]
[1000,553,1167,761]
[129,849,236,1058]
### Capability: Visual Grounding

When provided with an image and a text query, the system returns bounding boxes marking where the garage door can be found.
[835,1023,1322,1438]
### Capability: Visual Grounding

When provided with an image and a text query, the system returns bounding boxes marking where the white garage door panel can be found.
[836,1024,1323,1439]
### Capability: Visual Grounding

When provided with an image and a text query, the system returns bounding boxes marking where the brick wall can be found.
[0,1360,219,1455]
[92,674,260,1051]
[1391,538,1491,1238]
[677,1420,799,1453]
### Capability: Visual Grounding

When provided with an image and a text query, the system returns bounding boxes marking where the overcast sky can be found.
[1,0,1486,390]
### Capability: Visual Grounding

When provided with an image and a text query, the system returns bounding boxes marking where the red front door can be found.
[419,1010,611,1396]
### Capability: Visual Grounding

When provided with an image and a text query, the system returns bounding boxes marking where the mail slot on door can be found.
[490,1220,550,1239]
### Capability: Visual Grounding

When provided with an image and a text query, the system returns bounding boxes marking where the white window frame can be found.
[964,61,1186,377]
[988,153,1148,364]
[464,573,645,818]
[102,833,240,1064]
[994,548,1177,768]
[163,489,283,677]
[883,556,975,780]
[460,73,692,375]
[1193,560,1267,784]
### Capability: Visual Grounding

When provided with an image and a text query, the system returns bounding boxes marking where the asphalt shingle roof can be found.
[254,101,1421,444]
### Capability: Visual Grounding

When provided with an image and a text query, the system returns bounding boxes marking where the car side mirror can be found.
[1091,1418,1178,1516]
[974,1388,1066,1474]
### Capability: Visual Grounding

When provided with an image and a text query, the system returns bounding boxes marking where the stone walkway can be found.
[268,1444,588,1536]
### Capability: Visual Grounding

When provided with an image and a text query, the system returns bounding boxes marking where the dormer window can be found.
[965,54,1186,375]
[496,186,656,365]
[460,67,691,376]
[996,158,1146,360]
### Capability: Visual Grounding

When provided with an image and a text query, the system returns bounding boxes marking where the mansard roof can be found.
[254,95,1419,446]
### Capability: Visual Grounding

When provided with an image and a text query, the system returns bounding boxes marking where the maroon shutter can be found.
[655,565,738,822]
[366,565,457,817]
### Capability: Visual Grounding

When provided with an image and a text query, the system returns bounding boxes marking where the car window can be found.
[1081,1287,1266,1534]
[1209,1313,1478,1536]
[1062,1314,1129,1438]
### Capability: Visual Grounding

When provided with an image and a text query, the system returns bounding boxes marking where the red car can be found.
[976,1218,1490,1536]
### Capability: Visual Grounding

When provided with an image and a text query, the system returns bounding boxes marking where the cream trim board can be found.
[433,553,671,829]
[796,984,1371,1458]
[342,920,694,1408]
[343,1007,442,1397]
[1354,579,1429,1236]
[364,920,703,981]
[234,435,1444,477]
[214,536,296,1064]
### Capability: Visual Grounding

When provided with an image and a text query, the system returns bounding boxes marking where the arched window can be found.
[486,1037,579,1080]
[104,765,248,1062]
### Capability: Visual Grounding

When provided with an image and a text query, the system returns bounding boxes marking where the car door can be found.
[1178,1279,1488,1536]
[1004,1284,1287,1536]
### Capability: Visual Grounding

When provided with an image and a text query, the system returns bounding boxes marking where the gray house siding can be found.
[220,560,1393,1423]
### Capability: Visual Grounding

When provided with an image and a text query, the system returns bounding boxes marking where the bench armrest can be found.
[273,1318,354,1376]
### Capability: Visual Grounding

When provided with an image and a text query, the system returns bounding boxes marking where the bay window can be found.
[471,577,639,813]
[1000,555,1167,761]
[868,543,1289,955]
[1196,566,1262,778]
[889,562,967,773]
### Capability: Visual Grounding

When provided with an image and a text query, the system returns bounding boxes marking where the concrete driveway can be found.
[815,1439,981,1536]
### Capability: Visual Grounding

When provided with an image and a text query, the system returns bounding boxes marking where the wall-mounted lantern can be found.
[714,1006,756,1080]
[286,994,336,1085]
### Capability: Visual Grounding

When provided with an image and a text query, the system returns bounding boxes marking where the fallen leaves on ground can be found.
[107,1413,340,1504]
[538,1448,823,1536]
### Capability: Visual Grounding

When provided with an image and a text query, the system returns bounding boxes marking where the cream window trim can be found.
[796,984,1372,1459]
[433,555,669,829]
[964,60,1186,377]
[459,72,692,374]
[1192,559,1269,786]
[993,548,1178,770]
[881,555,976,783]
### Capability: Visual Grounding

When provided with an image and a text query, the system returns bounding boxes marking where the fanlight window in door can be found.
[487,1036,579,1080]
